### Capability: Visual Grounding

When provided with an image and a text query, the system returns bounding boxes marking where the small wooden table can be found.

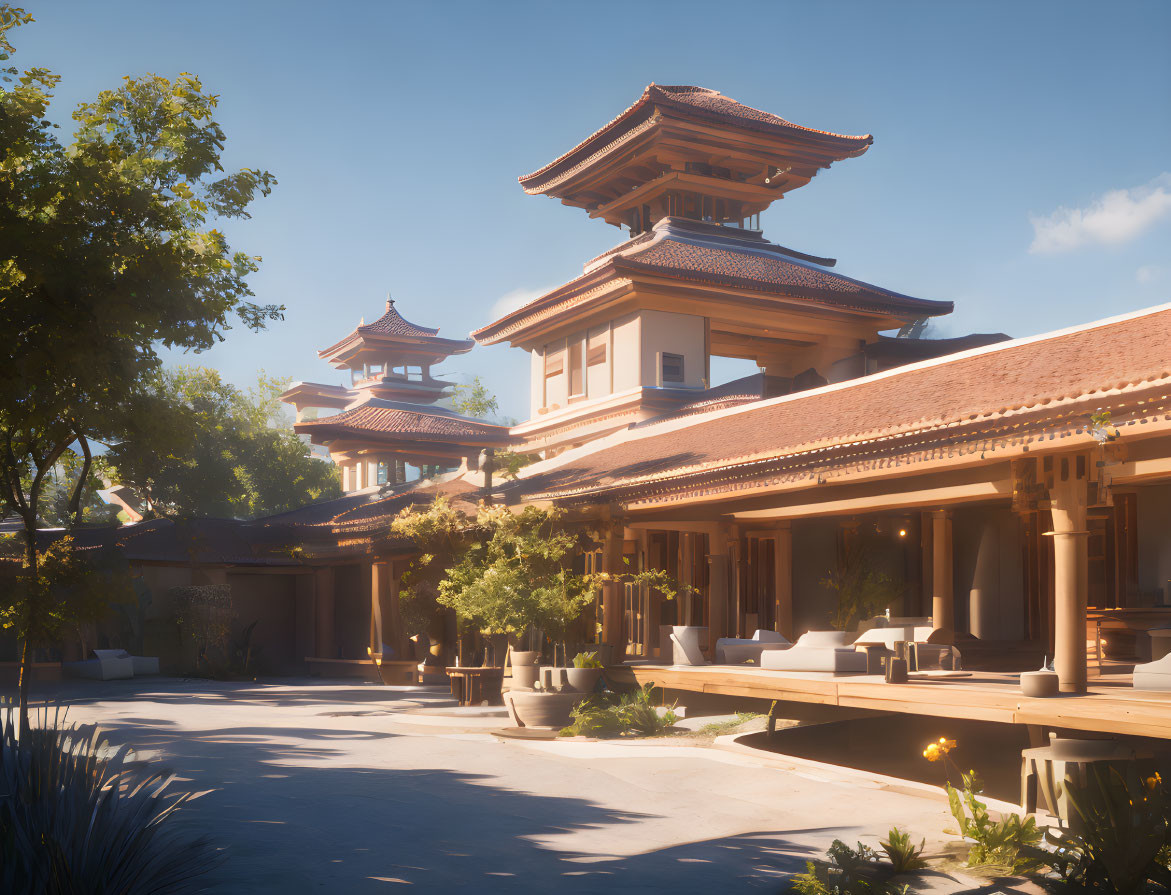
[445,666,504,706]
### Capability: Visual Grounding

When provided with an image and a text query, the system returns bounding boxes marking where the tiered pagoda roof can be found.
[295,400,509,448]
[473,218,951,346]
[319,299,474,369]
[519,85,873,228]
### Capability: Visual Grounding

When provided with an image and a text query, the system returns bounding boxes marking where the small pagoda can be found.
[283,297,509,491]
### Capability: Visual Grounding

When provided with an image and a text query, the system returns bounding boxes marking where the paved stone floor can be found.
[37,678,1011,893]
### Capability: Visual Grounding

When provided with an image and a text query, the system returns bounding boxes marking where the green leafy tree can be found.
[450,376,499,419]
[0,7,279,732]
[392,499,676,655]
[105,367,341,519]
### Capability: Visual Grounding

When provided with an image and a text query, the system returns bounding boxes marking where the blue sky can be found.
[14,0,1171,422]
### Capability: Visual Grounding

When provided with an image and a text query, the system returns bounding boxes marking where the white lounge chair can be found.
[1133,652,1171,691]
[714,630,791,664]
[64,649,135,681]
[760,631,867,674]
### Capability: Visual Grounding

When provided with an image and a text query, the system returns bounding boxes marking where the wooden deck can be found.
[610,663,1171,740]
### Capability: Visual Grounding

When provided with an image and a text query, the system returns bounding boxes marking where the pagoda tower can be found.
[283,297,509,492]
[473,84,981,458]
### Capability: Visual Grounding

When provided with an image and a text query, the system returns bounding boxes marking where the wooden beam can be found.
[733,479,1013,522]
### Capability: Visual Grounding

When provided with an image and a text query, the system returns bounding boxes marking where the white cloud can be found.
[489,284,555,321]
[1029,173,1171,254]
[1136,264,1163,284]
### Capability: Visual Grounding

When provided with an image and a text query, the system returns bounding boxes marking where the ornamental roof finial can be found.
[386,292,394,311]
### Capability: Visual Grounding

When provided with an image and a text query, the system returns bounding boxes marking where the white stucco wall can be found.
[611,312,642,393]
[639,309,705,388]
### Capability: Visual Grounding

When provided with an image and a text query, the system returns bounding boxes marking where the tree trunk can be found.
[17,515,37,741]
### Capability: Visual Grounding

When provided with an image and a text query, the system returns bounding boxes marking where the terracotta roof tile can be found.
[473,221,948,344]
[295,400,510,445]
[519,306,1171,500]
[358,301,440,338]
[615,238,941,314]
[520,85,872,192]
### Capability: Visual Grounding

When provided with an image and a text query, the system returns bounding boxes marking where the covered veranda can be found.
[514,305,1171,730]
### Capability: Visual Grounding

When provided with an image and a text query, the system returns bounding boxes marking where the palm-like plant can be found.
[0,706,218,893]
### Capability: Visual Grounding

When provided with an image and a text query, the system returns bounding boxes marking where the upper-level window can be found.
[587,327,607,367]
[568,338,584,396]
[662,353,685,384]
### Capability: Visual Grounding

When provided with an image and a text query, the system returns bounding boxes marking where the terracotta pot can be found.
[505,690,580,729]
[563,667,602,694]
[511,650,540,667]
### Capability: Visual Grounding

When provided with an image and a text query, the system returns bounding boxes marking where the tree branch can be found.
[67,432,93,529]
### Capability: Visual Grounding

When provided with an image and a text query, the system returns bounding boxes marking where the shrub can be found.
[571,651,603,669]
[0,706,218,893]
[880,827,927,873]
[559,685,678,738]
[947,770,1043,873]
[1034,765,1171,894]
[791,840,910,895]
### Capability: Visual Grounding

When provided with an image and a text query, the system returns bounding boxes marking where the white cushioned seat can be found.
[1133,652,1171,691]
[760,631,867,674]
[714,629,791,664]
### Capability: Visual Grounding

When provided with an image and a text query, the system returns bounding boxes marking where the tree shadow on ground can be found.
[29,676,453,711]
[71,696,824,893]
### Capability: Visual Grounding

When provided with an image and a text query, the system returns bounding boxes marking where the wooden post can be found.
[931,510,954,640]
[774,522,793,639]
[314,566,335,659]
[370,561,389,655]
[707,527,730,646]
[647,534,663,655]
[601,526,624,660]
[1048,459,1090,693]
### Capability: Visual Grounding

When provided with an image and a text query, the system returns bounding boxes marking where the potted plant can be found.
[564,651,603,694]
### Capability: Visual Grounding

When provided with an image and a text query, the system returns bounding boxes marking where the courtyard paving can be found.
[39,678,1003,893]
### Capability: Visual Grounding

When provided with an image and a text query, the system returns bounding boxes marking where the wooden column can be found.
[370,560,389,654]
[774,522,793,639]
[969,518,1000,640]
[601,526,624,660]
[1049,460,1090,693]
[707,527,731,645]
[931,510,954,640]
[314,566,336,659]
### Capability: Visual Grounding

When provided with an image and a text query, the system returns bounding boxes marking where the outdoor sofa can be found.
[760,631,867,674]
[63,649,159,681]
[714,630,791,664]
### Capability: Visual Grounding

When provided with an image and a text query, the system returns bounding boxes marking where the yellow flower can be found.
[1147,774,1162,792]
[940,738,957,754]
[923,743,941,762]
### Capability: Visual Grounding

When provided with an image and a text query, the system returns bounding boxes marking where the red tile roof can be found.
[319,300,473,362]
[473,219,949,344]
[359,301,440,338]
[520,85,873,194]
[612,237,940,314]
[295,400,510,445]
[517,306,1171,502]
